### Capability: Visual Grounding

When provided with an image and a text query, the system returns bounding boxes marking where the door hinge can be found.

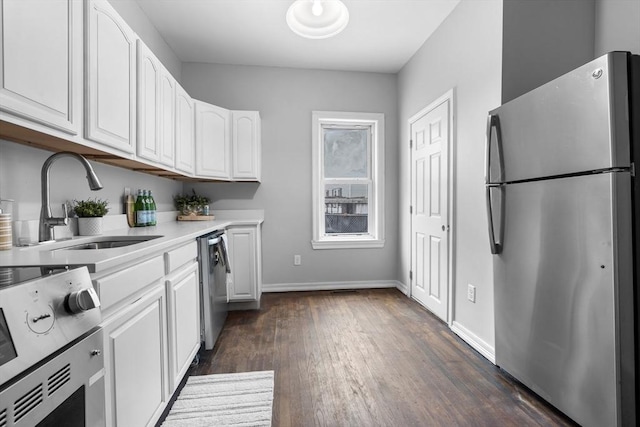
[409,270,413,280]
[410,205,413,214]
[410,139,413,149]
[631,162,636,177]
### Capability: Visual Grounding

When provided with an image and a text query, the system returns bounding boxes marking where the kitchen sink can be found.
[51,235,163,251]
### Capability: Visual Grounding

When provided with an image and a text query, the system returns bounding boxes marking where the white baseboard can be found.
[263,280,401,293]
[450,321,495,364]
[395,281,409,295]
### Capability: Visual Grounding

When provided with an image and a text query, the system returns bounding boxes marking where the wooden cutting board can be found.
[177,215,215,221]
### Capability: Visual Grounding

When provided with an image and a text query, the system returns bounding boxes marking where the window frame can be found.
[312,111,385,249]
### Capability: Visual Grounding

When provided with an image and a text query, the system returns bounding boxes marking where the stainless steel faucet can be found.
[39,152,103,242]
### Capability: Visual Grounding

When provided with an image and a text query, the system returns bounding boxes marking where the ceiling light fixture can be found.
[286,0,350,39]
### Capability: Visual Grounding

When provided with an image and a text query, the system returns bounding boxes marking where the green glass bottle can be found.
[148,190,157,226]
[135,189,146,227]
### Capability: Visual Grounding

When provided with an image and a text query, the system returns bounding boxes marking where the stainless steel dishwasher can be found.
[198,230,230,350]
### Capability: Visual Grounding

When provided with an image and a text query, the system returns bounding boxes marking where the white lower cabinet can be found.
[94,228,260,424]
[99,241,200,427]
[166,262,200,390]
[102,283,168,427]
[227,225,262,302]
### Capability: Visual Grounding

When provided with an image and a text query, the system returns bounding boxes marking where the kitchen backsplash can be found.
[11,211,180,246]
[0,139,183,224]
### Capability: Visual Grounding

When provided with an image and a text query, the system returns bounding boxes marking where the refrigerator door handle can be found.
[486,184,504,254]
[485,114,504,185]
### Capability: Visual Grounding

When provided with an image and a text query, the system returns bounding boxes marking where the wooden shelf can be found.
[1,120,226,182]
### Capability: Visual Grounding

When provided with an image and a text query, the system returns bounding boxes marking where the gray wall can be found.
[0,139,182,222]
[595,0,640,56]
[396,0,639,358]
[109,0,182,81]
[181,64,398,287]
[502,0,596,103]
[398,0,503,356]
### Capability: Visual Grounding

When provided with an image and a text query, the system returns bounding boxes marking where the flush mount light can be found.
[286,0,350,39]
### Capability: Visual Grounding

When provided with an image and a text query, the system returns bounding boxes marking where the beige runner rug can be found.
[162,371,274,426]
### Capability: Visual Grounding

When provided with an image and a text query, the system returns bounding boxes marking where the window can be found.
[312,111,385,249]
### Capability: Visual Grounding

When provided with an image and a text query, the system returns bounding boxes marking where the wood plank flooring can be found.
[191,289,576,426]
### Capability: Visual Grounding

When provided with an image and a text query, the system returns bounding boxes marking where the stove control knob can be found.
[64,288,101,314]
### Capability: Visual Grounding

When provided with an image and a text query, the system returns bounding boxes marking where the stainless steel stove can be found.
[0,266,105,426]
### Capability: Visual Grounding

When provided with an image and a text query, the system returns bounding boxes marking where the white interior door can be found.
[410,94,451,322]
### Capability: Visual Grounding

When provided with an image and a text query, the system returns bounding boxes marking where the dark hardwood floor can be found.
[191,289,576,426]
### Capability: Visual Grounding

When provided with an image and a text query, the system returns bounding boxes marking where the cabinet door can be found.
[175,84,195,174]
[0,0,81,134]
[232,111,261,181]
[227,226,258,301]
[103,285,168,427]
[195,100,231,179]
[158,68,176,167]
[136,40,160,162]
[167,263,200,391]
[85,0,136,153]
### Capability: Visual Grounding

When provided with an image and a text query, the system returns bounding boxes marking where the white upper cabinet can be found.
[158,67,176,168]
[0,0,261,182]
[175,84,195,175]
[85,0,136,154]
[0,0,82,134]
[136,40,160,162]
[137,40,175,167]
[232,110,261,181]
[194,100,231,179]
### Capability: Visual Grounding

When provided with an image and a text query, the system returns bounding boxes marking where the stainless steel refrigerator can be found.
[485,51,639,427]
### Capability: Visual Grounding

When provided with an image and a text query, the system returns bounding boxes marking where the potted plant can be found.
[72,198,109,236]
[173,189,210,216]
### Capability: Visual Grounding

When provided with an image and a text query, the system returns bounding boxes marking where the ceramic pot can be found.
[78,217,104,236]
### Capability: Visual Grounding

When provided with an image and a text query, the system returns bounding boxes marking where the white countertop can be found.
[0,210,263,273]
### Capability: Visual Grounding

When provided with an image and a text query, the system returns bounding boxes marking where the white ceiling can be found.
[133,0,461,73]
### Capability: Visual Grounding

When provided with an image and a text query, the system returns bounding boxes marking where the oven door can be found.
[0,328,105,427]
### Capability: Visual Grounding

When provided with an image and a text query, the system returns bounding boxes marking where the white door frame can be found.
[408,89,456,325]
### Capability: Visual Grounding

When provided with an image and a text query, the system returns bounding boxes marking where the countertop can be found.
[0,210,263,273]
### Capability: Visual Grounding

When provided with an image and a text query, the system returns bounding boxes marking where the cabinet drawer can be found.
[165,241,197,274]
[95,256,164,311]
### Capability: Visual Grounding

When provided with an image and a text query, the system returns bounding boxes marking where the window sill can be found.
[311,239,385,250]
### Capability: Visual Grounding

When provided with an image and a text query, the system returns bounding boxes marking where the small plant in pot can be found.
[72,198,109,236]
[173,189,210,216]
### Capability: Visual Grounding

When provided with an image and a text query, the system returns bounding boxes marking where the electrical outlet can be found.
[467,284,476,303]
[294,255,301,266]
